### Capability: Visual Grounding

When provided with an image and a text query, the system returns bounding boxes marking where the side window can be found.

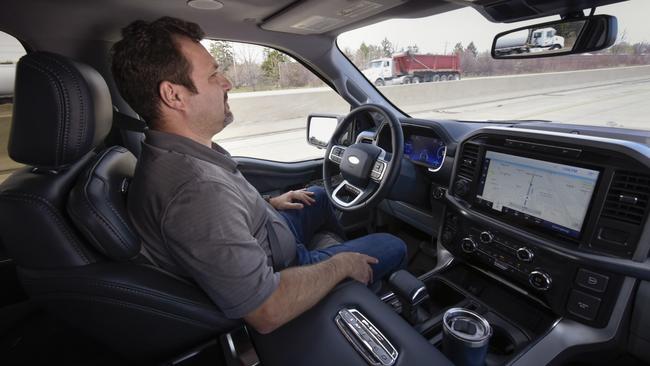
[0,31,26,183]
[204,40,350,162]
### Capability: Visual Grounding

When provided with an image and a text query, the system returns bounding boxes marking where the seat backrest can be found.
[0,51,111,268]
[67,145,142,262]
[0,51,238,362]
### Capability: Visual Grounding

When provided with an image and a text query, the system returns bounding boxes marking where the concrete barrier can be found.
[0,64,16,97]
[228,65,650,123]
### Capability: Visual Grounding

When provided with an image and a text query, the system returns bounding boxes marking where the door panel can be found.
[236,157,323,193]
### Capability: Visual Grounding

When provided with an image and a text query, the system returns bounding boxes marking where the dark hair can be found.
[111,17,205,125]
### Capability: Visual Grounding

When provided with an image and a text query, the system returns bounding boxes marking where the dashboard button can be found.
[529,271,552,291]
[575,269,609,293]
[516,247,534,262]
[479,231,493,244]
[567,290,601,321]
[461,238,477,253]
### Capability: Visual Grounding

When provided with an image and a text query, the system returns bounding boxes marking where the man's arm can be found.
[244,252,378,334]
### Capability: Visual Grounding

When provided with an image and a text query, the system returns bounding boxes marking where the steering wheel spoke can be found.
[331,180,376,208]
[328,145,346,165]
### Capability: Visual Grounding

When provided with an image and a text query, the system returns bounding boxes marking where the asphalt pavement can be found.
[215,75,650,162]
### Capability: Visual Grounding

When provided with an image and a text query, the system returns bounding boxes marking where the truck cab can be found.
[362,58,393,86]
[532,27,565,50]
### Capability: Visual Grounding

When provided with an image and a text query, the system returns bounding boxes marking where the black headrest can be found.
[67,146,141,261]
[8,52,112,169]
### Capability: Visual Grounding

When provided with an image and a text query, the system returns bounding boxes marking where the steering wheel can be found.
[323,104,404,211]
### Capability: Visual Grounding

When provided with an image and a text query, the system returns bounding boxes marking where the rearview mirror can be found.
[306,114,340,149]
[492,15,617,59]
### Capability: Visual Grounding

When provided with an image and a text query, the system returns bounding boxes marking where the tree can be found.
[353,42,383,69]
[406,44,419,54]
[633,42,650,55]
[610,41,634,55]
[453,42,464,55]
[208,41,234,71]
[466,42,478,58]
[261,49,289,85]
[380,37,394,57]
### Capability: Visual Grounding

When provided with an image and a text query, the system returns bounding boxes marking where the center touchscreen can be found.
[476,151,599,238]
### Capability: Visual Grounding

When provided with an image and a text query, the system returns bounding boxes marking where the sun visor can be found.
[261,0,406,35]
[452,0,627,23]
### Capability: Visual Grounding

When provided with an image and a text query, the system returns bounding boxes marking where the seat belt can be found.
[265,219,296,271]
[112,108,147,132]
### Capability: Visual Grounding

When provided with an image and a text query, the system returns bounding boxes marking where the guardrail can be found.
[0,64,16,97]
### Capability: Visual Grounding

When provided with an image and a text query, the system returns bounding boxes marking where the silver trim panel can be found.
[331,180,365,207]
[335,308,398,366]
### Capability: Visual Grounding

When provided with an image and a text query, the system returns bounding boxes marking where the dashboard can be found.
[354,114,650,333]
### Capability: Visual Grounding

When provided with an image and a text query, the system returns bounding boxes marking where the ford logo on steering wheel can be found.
[348,156,360,165]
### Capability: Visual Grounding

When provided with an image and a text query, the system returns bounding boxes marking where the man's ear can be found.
[159,81,186,111]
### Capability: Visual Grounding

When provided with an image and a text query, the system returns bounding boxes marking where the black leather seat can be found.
[0,51,237,362]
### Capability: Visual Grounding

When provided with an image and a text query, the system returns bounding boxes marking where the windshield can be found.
[337,1,650,131]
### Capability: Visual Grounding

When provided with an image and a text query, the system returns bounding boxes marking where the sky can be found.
[337,1,650,54]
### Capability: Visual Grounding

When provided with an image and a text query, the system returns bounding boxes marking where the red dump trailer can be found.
[393,53,461,82]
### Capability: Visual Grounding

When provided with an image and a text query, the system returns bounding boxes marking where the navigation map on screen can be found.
[476,151,599,238]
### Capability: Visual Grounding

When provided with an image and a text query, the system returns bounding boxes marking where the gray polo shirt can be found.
[127,130,297,319]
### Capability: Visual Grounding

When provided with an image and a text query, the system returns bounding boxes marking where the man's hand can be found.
[245,251,380,334]
[269,189,316,210]
[332,252,379,285]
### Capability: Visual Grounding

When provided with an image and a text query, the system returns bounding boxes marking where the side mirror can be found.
[492,15,617,59]
[306,114,340,149]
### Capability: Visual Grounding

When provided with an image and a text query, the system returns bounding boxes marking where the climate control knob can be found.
[529,271,552,291]
[479,231,494,244]
[516,247,534,262]
[461,237,477,253]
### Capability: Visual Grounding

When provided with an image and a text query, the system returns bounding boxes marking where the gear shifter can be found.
[388,270,429,325]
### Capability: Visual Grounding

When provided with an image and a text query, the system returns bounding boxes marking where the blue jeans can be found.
[279,186,407,282]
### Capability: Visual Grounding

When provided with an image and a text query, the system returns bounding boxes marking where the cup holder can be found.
[488,325,516,356]
[424,279,466,315]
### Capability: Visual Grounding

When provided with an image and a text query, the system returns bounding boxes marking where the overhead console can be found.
[442,127,650,327]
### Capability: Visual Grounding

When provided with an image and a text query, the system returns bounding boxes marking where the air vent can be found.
[602,171,650,225]
[457,143,480,181]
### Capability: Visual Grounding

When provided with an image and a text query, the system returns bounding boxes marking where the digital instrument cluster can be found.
[404,134,446,170]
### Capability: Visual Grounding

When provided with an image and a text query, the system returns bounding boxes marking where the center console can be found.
[440,127,650,329]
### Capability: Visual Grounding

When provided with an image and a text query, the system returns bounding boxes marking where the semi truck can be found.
[362,52,461,86]
[494,27,565,56]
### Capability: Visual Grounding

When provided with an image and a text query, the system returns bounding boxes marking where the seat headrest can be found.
[68,146,140,261]
[8,52,112,169]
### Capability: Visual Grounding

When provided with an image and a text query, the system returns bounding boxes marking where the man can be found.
[111,17,406,334]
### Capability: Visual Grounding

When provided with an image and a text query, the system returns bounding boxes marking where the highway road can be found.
[215,75,650,162]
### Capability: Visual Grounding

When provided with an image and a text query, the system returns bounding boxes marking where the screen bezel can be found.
[472,147,603,243]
